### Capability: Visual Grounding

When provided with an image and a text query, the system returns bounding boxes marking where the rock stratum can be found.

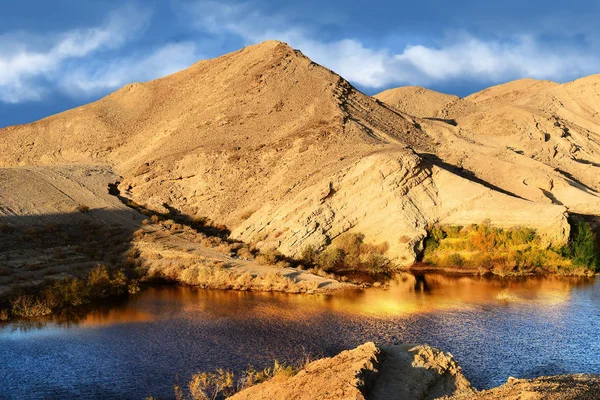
[2,41,600,264]
[229,342,600,399]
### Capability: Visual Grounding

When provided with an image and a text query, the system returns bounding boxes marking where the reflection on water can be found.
[1,274,599,400]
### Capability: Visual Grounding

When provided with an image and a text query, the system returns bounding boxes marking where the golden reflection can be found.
[43,274,596,328]
[72,307,154,327]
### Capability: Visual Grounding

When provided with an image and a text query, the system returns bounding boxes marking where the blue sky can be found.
[2,0,600,126]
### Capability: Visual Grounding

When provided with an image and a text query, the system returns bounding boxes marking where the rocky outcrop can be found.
[231,343,600,400]
[230,343,475,400]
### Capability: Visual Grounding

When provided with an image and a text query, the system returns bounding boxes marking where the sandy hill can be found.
[374,86,461,119]
[1,40,583,265]
[375,75,600,218]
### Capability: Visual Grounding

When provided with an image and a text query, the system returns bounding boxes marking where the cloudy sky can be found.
[2,0,599,126]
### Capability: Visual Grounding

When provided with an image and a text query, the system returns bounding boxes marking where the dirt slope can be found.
[1,41,582,264]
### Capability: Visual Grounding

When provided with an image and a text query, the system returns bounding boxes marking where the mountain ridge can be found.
[3,40,595,263]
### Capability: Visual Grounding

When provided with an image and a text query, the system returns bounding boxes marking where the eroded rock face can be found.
[229,343,475,400]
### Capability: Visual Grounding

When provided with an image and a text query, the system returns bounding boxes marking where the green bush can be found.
[300,245,318,266]
[567,221,600,272]
[446,253,465,267]
[317,247,345,272]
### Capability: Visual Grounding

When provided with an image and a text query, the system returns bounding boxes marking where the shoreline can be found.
[405,262,598,277]
[3,266,597,324]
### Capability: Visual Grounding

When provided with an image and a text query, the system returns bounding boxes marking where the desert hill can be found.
[1,40,587,265]
[375,76,600,218]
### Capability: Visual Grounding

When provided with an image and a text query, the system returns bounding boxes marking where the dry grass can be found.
[175,358,312,400]
[147,261,322,294]
[4,265,139,320]
[496,289,519,302]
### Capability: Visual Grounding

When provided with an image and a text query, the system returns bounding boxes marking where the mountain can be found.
[1,40,580,264]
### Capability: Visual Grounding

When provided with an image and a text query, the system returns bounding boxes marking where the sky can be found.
[1,0,600,126]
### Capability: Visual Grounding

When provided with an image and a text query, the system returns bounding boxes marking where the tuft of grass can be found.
[176,358,312,400]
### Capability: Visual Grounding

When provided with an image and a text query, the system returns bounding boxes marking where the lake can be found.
[1,273,599,399]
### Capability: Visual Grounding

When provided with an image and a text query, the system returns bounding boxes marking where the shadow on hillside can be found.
[418,153,525,200]
[573,158,600,168]
[110,182,232,239]
[555,169,600,195]
[423,117,458,126]
[0,208,143,304]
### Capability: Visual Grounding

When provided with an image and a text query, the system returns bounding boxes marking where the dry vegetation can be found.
[124,198,383,287]
[147,261,321,294]
[298,233,396,283]
[168,358,308,400]
[2,265,139,320]
[422,219,599,276]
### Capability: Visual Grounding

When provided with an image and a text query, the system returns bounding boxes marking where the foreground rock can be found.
[448,374,600,400]
[230,342,475,400]
[230,342,600,400]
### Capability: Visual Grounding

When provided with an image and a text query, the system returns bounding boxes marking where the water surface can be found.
[1,273,599,399]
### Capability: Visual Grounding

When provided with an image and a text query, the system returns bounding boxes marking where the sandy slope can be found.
[2,40,597,265]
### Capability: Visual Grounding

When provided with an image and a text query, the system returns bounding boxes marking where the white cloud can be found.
[60,42,202,95]
[180,0,600,89]
[0,3,191,104]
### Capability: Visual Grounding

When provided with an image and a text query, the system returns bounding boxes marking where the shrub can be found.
[445,253,465,267]
[255,248,283,265]
[470,221,497,252]
[364,253,390,274]
[10,295,52,317]
[509,227,536,246]
[188,369,235,400]
[300,245,318,266]
[317,247,345,272]
[567,221,600,272]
